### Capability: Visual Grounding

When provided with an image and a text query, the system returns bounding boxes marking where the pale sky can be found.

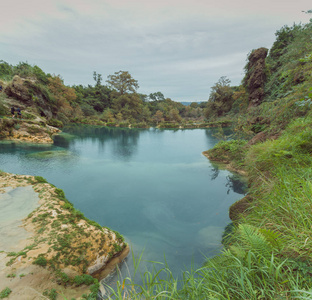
[1,0,311,101]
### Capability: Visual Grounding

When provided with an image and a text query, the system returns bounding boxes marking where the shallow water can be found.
[0,186,40,252]
[0,125,246,277]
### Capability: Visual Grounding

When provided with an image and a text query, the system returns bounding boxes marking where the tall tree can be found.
[204,76,234,119]
[106,71,139,95]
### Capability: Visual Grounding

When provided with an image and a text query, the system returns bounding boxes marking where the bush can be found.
[0,287,12,299]
[33,256,47,267]
[73,274,95,286]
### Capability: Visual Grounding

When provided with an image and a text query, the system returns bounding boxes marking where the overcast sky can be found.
[1,0,311,101]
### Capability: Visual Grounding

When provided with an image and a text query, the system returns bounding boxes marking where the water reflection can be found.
[54,125,141,160]
[210,163,247,195]
[0,141,53,155]
[226,174,247,195]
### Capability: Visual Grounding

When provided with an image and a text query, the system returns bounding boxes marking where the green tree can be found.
[0,60,13,80]
[204,76,234,119]
[149,92,165,102]
[93,71,103,87]
[168,108,182,122]
[112,94,143,121]
[153,110,164,124]
[106,71,139,95]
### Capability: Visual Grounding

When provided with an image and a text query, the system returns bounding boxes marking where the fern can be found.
[259,228,284,251]
[237,224,273,260]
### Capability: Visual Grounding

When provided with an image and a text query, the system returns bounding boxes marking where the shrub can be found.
[33,256,47,267]
[73,274,95,286]
[43,288,57,300]
[0,287,12,299]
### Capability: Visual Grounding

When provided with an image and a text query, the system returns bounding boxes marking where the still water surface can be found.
[0,125,246,279]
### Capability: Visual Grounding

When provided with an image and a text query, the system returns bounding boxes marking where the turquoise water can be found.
[0,125,246,278]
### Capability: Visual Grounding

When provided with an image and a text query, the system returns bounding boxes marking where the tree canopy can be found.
[106,71,139,95]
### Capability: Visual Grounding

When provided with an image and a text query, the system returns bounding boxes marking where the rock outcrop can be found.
[0,118,60,144]
[5,75,54,119]
[244,47,268,108]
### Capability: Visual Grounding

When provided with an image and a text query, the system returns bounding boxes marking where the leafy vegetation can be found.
[0,287,11,299]
[34,175,48,183]
[43,288,57,300]
[33,255,48,267]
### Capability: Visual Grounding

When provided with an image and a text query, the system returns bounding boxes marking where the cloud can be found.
[1,0,311,101]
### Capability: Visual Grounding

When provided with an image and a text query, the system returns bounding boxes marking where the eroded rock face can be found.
[5,75,54,119]
[244,48,268,108]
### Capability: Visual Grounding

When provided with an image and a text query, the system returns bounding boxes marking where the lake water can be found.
[0,125,246,280]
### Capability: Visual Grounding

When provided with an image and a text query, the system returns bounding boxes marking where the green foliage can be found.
[204,76,234,119]
[33,255,47,267]
[268,24,302,69]
[55,188,66,200]
[0,287,12,299]
[43,288,57,300]
[266,22,312,101]
[47,118,64,128]
[114,230,125,243]
[245,117,312,179]
[34,176,48,183]
[82,281,99,299]
[107,70,139,95]
[73,274,95,286]
[62,202,74,210]
[87,220,103,231]
[113,243,122,252]
[0,60,14,81]
[58,271,70,284]
[206,139,248,168]
[72,209,85,220]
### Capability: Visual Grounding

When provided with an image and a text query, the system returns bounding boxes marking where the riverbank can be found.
[194,117,312,298]
[0,171,129,299]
